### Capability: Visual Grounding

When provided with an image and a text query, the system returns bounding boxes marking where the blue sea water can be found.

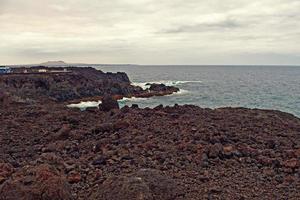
[84,65,300,117]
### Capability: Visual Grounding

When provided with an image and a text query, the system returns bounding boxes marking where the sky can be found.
[0,0,300,65]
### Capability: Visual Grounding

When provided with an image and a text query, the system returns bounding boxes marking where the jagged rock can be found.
[1,98,300,199]
[0,163,14,184]
[0,67,141,102]
[0,90,13,106]
[0,164,73,200]
[207,143,223,158]
[54,124,71,140]
[67,171,81,184]
[90,169,182,200]
[99,96,119,112]
[131,104,139,109]
[283,158,299,169]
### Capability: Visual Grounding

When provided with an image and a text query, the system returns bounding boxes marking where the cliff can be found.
[0,67,178,102]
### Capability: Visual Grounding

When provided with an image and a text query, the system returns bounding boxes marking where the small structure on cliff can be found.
[0,67,11,74]
[38,69,48,73]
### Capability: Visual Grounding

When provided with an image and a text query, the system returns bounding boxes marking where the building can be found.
[50,68,70,73]
[0,67,12,74]
[38,69,47,73]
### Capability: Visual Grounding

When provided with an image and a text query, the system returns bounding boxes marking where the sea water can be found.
[74,65,300,117]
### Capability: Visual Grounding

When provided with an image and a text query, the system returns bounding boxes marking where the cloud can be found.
[162,19,242,34]
[0,0,299,65]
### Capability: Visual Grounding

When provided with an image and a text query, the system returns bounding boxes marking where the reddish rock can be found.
[1,91,300,199]
[113,120,130,130]
[257,155,273,166]
[67,171,81,184]
[207,143,223,158]
[99,96,120,112]
[283,158,299,169]
[90,169,182,200]
[0,164,73,200]
[223,146,234,154]
[54,124,71,140]
[0,163,14,184]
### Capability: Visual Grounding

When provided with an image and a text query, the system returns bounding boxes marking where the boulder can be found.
[90,169,182,200]
[0,164,73,200]
[147,83,179,93]
[0,163,14,184]
[99,96,119,112]
[0,90,12,106]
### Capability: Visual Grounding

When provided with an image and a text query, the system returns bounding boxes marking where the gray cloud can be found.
[162,19,242,34]
[0,0,299,65]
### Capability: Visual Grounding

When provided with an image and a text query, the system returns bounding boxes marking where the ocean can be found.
[72,65,300,118]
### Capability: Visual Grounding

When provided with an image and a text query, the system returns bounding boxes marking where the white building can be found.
[38,69,47,73]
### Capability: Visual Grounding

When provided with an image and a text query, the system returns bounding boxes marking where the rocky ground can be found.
[0,67,300,199]
[1,97,300,199]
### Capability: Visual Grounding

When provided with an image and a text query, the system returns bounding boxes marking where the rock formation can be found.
[0,67,179,102]
[99,95,120,111]
[0,164,73,200]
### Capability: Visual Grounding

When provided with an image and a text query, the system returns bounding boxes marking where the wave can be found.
[118,97,148,102]
[67,100,102,109]
[132,80,202,89]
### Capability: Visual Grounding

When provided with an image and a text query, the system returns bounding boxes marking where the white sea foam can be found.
[67,100,102,109]
[132,80,202,89]
[118,97,147,102]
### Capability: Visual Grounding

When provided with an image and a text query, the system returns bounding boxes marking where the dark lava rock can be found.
[99,96,119,112]
[0,163,14,184]
[93,120,129,133]
[131,104,139,109]
[0,90,13,106]
[90,169,182,200]
[0,67,144,103]
[147,83,179,93]
[92,156,107,166]
[0,164,73,200]
[2,97,300,199]
[53,124,71,140]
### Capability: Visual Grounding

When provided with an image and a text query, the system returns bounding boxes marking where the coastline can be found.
[1,67,300,199]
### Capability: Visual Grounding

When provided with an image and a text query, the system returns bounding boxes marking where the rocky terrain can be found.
[0,68,300,199]
[0,67,179,103]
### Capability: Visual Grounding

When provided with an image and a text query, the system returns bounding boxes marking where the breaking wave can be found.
[132,80,202,89]
[118,97,148,102]
[67,100,102,110]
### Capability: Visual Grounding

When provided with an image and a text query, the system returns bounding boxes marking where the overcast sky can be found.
[0,0,300,65]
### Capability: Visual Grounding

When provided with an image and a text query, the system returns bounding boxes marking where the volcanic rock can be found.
[0,163,14,184]
[67,171,82,184]
[1,94,300,199]
[147,83,178,93]
[90,169,182,200]
[0,67,179,103]
[0,164,73,200]
[99,96,119,112]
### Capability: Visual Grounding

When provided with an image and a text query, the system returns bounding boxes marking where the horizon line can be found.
[3,63,300,67]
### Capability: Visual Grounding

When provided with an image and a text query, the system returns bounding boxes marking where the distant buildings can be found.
[50,68,69,73]
[38,69,47,73]
[0,66,70,74]
[0,67,11,74]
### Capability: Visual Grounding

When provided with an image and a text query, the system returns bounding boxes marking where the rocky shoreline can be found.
[0,67,179,104]
[1,67,300,199]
